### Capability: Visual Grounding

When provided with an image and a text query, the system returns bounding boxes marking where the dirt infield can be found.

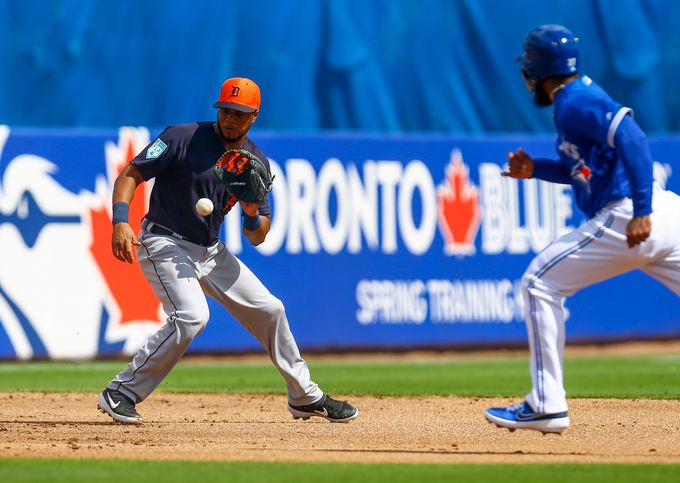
[1,392,679,464]
[2,342,679,464]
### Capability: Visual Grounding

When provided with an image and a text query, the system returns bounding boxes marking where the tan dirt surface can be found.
[2,342,679,464]
[1,392,679,464]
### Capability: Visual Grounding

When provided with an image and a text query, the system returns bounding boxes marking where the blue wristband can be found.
[243,213,262,231]
[112,202,129,225]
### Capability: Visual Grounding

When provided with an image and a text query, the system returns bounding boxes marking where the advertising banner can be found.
[0,126,678,359]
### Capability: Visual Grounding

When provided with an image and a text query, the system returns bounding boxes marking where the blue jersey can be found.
[132,122,271,246]
[532,76,653,218]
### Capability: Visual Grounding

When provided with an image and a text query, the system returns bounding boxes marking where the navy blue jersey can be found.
[132,122,271,245]
[532,76,653,218]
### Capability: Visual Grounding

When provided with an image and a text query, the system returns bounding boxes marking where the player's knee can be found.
[521,269,564,303]
[262,297,286,322]
[174,306,210,337]
[520,272,534,297]
[520,271,549,305]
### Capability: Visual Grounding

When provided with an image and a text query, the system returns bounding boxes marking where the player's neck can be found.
[545,74,579,101]
[213,123,246,150]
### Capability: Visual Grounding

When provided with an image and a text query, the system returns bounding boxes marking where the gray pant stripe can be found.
[116,239,180,392]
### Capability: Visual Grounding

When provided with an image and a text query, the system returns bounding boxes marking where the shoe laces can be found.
[322,395,345,412]
[109,390,137,412]
[507,401,526,412]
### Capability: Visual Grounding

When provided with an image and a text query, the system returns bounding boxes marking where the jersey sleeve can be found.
[256,195,271,216]
[131,126,181,180]
[244,140,272,217]
[560,96,631,148]
[613,115,653,216]
[531,157,572,184]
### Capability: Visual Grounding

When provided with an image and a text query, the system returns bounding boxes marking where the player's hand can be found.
[502,148,534,179]
[112,222,141,264]
[239,200,259,217]
[626,215,651,248]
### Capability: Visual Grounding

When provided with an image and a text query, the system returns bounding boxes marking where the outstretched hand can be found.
[626,215,651,248]
[112,223,141,264]
[502,148,534,179]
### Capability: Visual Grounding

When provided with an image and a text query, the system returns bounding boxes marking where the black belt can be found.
[146,221,216,247]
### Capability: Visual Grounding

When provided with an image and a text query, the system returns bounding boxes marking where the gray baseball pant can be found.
[107,224,323,406]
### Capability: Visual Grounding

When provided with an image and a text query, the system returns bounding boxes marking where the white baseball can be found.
[195,198,214,216]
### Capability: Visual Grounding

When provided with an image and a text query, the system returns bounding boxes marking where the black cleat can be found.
[288,394,359,423]
[97,388,143,424]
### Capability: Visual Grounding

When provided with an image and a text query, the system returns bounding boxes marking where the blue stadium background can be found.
[2,0,679,133]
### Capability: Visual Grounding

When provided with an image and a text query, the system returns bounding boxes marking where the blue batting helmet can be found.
[519,25,579,84]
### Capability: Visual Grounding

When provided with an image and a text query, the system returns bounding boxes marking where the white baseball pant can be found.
[522,187,680,413]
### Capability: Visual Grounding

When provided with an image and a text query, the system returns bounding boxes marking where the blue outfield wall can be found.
[0,126,678,359]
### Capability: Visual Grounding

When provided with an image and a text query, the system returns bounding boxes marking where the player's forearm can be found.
[242,215,270,246]
[112,164,144,205]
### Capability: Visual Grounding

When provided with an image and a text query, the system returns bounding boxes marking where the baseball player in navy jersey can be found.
[485,25,680,433]
[97,77,358,424]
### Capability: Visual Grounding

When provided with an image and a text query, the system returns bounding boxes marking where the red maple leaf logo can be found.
[89,128,162,325]
[437,149,481,255]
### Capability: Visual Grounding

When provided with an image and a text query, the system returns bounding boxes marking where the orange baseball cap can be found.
[213,77,260,113]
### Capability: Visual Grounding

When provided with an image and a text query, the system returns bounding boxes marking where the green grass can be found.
[0,459,678,483]
[0,353,678,398]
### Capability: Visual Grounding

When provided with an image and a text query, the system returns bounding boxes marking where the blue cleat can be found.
[485,401,569,434]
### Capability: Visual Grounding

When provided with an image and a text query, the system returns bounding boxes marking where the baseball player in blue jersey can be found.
[485,25,680,433]
[97,77,358,424]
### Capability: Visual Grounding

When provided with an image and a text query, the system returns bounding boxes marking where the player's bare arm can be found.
[240,200,271,246]
[98,78,359,425]
[626,215,652,248]
[111,164,145,264]
[501,147,534,178]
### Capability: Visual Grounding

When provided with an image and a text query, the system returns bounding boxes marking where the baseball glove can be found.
[213,149,273,204]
